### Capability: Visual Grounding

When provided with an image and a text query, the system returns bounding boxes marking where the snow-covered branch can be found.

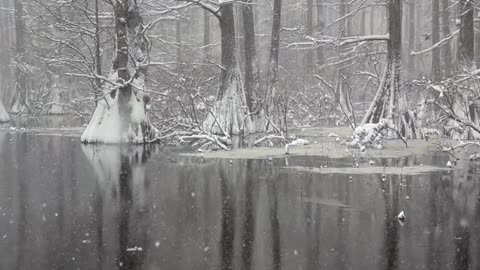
[298,34,389,48]
[338,35,390,46]
[177,0,221,19]
[410,29,459,56]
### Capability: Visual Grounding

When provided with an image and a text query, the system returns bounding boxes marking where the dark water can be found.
[1,132,480,270]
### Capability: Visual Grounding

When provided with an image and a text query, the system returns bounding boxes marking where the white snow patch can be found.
[289,139,309,146]
[350,119,388,149]
[81,90,153,144]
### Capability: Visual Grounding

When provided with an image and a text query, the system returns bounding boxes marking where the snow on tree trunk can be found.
[81,75,155,143]
[202,4,253,136]
[0,101,10,123]
[81,0,157,144]
[361,0,418,140]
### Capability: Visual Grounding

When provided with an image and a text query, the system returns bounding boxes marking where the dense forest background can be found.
[0,0,479,143]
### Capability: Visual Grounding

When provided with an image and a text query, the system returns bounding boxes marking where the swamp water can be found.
[0,131,480,270]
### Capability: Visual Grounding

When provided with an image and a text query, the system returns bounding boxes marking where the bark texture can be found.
[362,0,418,139]
[242,0,259,112]
[407,0,415,77]
[263,0,284,131]
[457,0,474,67]
[335,0,354,127]
[10,0,27,114]
[431,0,441,80]
[202,3,253,135]
[315,0,324,66]
[305,0,314,71]
[441,0,452,77]
[203,9,210,59]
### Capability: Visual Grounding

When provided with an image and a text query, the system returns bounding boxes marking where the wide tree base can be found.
[9,97,27,115]
[361,60,419,140]
[47,88,65,115]
[202,68,254,136]
[81,91,157,144]
[0,101,10,123]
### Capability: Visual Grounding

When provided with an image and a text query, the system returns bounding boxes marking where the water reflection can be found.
[1,134,480,270]
[380,175,400,270]
[82,144,154,270]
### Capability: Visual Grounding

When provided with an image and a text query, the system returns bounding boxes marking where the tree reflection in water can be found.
[82,144,154,270]
[380,174,400,270]
[219,164,235,270]
[266,161,282,270]
[2,136,480,270]
[240,160,257,270]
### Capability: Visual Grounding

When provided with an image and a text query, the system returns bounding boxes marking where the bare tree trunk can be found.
[94,0,102,106]
[362,0,418,139]
[242,0,259,113]
[339,0,348,36]
[236,5,245,70]
[0,2,10,124]
[316,0,324,66]
[360,5,366,35]
[407,0,415,77]
[0,0,12,103]
[112,0,132,130]
[219,5,236,97]
[261,0,284,132]
[11,0,27,114]
[202,3,253,136]
[336,0,354,127]
[432,0,441,80]
[370,6,375,34]
[441,0,452,77]
[457,0,474,67]
[203,9,210,60]
[176,18,182,71]
[266,0,282,114]
[475,6,480,66]
[305,0,314,71]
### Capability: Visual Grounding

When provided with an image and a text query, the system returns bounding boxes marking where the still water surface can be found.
[0,132,479,270]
